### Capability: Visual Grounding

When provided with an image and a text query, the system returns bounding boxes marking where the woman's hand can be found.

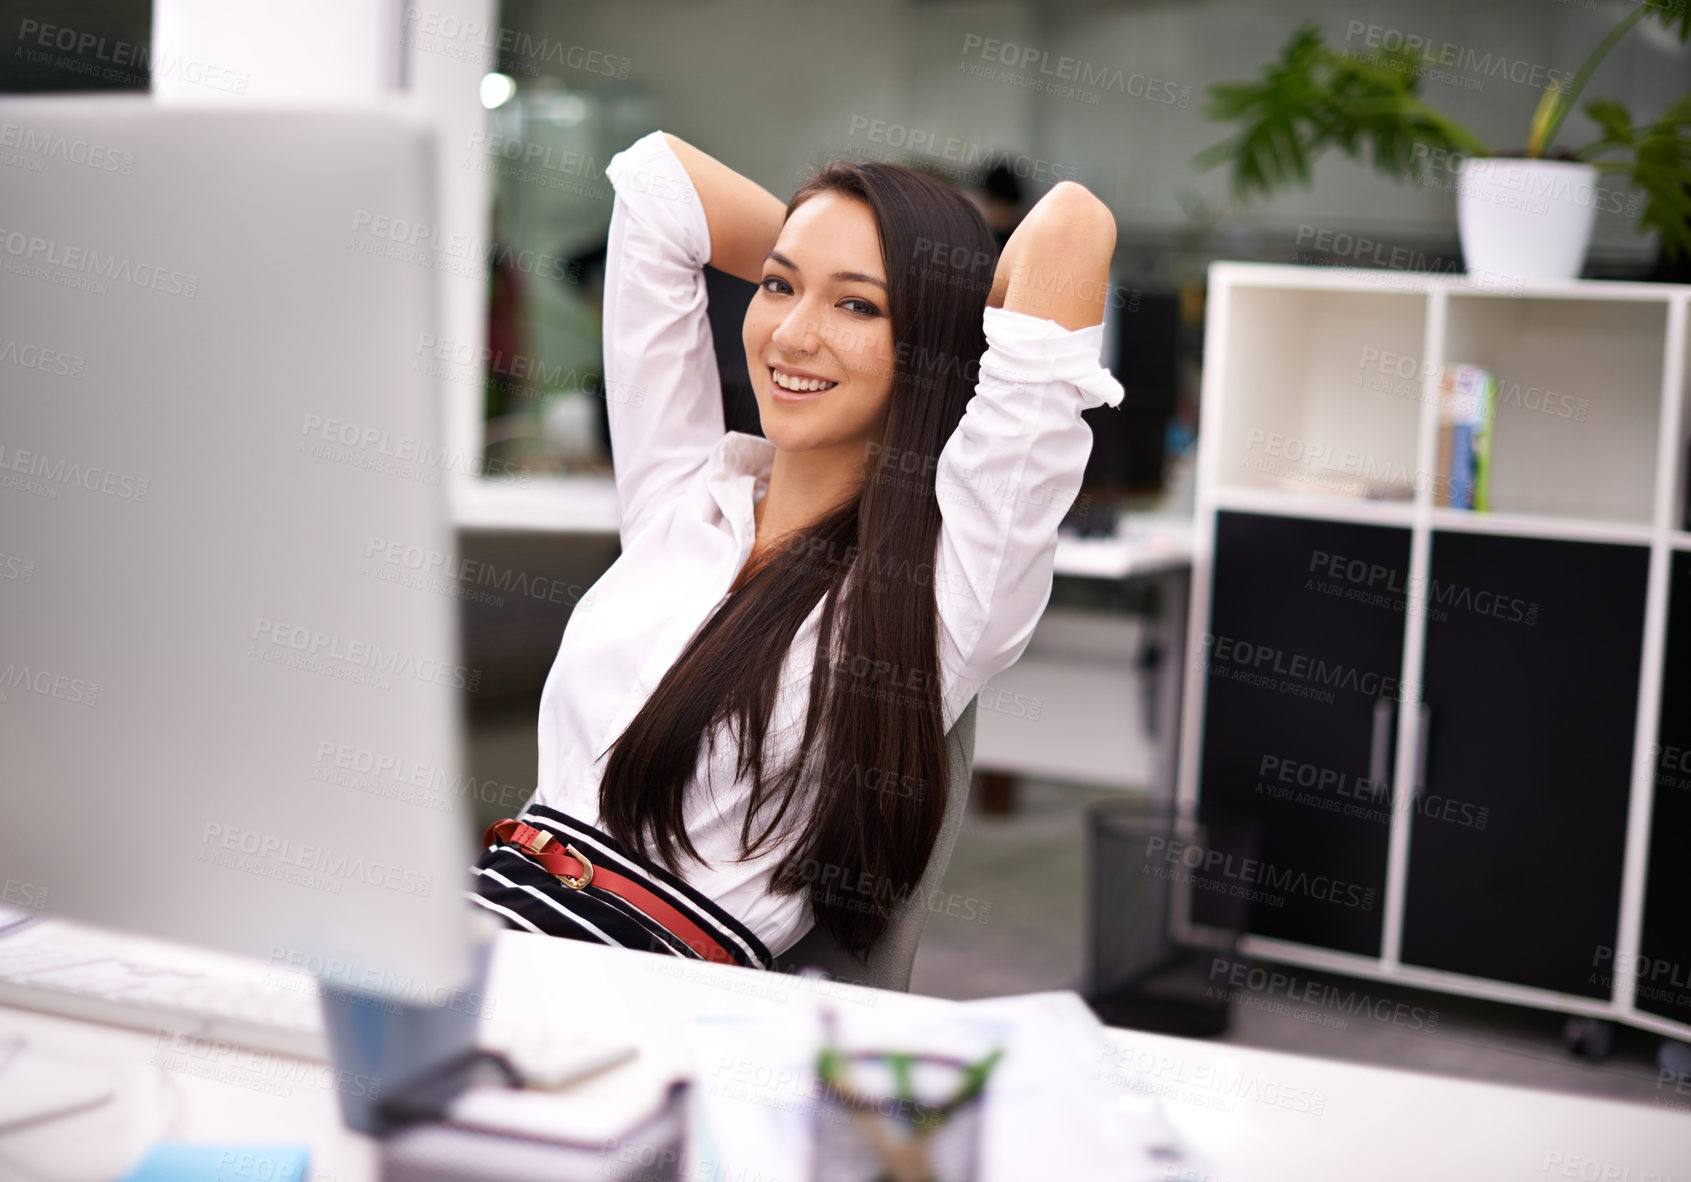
[662,133,788,286]
[985,181,1117,332]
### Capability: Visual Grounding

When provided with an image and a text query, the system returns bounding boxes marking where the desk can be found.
[1052,514,1194,584]
[2,930,1686,1182]
[975,514,1192,799]
[1059,513,1192,807]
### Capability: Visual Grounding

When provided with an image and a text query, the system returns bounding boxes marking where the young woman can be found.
[469,129,1124,971]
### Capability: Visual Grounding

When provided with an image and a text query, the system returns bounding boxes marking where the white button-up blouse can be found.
[532,129,1125,957]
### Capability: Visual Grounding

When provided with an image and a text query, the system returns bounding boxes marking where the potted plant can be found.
[1193,1,1691,281]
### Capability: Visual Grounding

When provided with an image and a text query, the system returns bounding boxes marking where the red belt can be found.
[482,819,737,966]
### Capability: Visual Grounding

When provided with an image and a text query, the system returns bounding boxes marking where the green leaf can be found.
[1527,79,1563,158]
[1581,93,1691,259]
[1645,0,1690,42]
[1584,98,1636,147]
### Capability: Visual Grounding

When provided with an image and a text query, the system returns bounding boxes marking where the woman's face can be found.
[743,192,897,458]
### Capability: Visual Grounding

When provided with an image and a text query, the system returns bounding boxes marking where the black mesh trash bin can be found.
[1082,797,1256,1037]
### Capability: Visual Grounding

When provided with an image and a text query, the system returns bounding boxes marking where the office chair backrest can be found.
[777,695,978,992]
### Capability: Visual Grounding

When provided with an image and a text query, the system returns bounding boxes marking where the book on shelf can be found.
[1435,364,1495,510]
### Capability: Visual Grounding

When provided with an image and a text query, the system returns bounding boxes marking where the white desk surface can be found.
[1053,513,1193,582]
[452,471,1196,584]
[1,929,1687,1182]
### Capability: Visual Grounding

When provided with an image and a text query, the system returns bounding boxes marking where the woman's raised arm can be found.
[925,181,1125,730]
[600,131,784,546]
[985,181,1117,330]
[660,133,787,284]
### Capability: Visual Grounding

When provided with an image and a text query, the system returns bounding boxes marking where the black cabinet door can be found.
[1638,551,1691,1022]
[1195,510,1411,956]
[1401,532,1647,998]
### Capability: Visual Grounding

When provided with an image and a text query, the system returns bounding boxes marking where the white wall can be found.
[151,0,402,102]
[151,0,497,466]
[547,0,920,194]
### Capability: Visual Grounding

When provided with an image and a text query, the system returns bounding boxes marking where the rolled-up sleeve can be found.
[601,129,724,546]
[932,305,1126,729]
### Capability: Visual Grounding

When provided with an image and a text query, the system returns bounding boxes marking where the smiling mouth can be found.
[768,368,839,402]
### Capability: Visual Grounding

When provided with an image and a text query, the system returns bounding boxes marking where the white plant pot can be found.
[1456,158,1599,284]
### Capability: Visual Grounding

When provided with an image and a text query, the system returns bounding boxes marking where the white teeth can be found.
[773,370,837,393]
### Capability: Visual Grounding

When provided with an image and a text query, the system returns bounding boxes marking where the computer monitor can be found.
[703,265,767,437]
[1084,284,1181,494]
[0,96,478,1002]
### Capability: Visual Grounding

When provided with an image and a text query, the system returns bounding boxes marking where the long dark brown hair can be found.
[597,155,997,961]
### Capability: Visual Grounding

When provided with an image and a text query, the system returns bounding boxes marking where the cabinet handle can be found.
[1412,703,1433,804]
[1369,698,1394,804]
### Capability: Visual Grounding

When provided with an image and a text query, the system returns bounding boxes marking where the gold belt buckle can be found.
[554,843,594,890]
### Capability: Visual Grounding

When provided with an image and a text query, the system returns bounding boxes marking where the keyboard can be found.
[0,908,326,1061]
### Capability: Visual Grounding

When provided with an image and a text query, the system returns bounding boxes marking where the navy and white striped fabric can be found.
[466,803,773,971]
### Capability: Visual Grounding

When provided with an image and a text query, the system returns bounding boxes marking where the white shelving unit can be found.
[1176,262,1691,1043]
